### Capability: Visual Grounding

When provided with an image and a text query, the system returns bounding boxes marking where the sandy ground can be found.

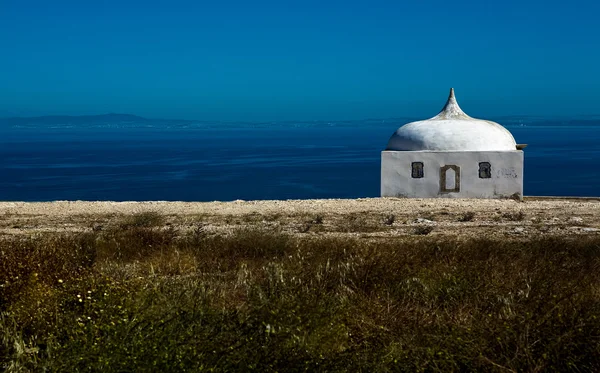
[1,197,600,239]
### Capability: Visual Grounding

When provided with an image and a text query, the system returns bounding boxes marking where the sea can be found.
[0,116,598,201]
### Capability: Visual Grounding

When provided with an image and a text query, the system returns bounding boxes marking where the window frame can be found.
[440,165,460,193]
[479,162,492,179]
[411,162,424,178]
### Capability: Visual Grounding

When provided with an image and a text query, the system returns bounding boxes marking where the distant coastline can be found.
[1,113,600,130]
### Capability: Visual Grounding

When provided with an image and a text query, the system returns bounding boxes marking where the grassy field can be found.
[1,211,600,372]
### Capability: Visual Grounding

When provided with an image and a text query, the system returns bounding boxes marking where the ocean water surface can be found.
[0,118,598,201]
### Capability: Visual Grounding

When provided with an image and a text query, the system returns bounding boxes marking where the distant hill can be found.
[0,113,598,129]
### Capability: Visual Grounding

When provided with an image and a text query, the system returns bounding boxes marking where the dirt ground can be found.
[1,197,599,239]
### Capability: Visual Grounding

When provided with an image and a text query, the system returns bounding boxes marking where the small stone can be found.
[581,227,600,232]
[569,217,584,224]
[512,227,526,234]
[415,218,435,224]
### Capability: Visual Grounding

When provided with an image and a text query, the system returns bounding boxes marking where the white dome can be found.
[386,89,517,151]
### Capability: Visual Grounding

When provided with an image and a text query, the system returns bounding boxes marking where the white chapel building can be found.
[381,88,525,199]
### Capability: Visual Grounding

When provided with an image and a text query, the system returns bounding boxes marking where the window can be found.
[411,162,424,178]
[479,162,491,179]
[440,165,460,193]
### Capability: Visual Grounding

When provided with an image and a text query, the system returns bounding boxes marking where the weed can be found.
[118,211,164,229]
[510,192,523,201]
[421,213,436,221]
[413,225,434,235]
[299,223,312,233]
[458,211,476,222]
[503,211,526,221]
[338,214,381,233]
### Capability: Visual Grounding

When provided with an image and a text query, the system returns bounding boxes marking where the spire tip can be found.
[433,87,469,119]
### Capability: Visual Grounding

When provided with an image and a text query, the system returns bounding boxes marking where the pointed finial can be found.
[432,87,470,120]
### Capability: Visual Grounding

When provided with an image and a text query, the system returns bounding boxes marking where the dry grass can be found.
[413,225,435,235]
[1,212,600,372]
[458,211,476,222]
[503,210,526,221]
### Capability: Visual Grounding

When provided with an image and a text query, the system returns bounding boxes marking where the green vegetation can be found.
[1,213,600,371]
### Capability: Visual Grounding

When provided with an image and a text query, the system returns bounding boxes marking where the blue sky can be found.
[1,0,599,120]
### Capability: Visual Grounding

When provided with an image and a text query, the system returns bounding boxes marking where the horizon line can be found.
[3,112,600,123]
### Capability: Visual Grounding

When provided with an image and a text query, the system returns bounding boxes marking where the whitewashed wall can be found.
[381,151,524,199]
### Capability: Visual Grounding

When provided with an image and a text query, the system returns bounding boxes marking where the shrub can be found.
[413,225,434,235]
[339,214,381,233]
[312,215,324,225]
[458,211,476,222]
[299,223,312,233]
[118,211,164,229]
[503,211,526,221]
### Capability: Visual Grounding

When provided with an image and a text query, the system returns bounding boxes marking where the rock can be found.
[512,227,526,234]
[581,227,600,232]
[569,217,584,224]
[415,218,435,224]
